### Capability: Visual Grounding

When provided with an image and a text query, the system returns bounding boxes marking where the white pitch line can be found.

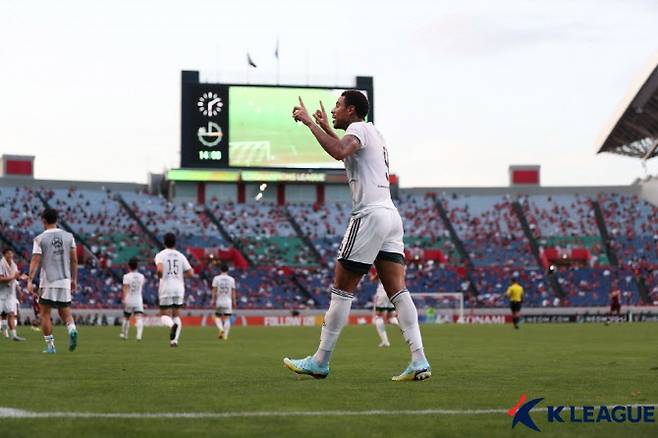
[0,407,507,419]
[1,404,655,419]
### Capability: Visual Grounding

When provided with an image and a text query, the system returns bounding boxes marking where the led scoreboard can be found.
[180,71,373,171]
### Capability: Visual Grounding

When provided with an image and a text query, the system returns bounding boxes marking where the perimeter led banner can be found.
[181,83,369,170]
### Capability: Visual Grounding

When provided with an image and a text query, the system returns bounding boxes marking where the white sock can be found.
[66,322,77,334]
[122,318,130,337]
[223,319,231,339]
[390,289,427,364]
[214,316,223,331]
[44,334,54,347]
[136,316,144,340]
[1,320,7,331]
[161,315,174,328]
[173,316,182,342]
[389,316,399,326]
[10,329,17,338]
[312,287,354,367]
[374,317,389,345]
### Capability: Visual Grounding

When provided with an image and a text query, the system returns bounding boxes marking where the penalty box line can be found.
[1,405,656,419]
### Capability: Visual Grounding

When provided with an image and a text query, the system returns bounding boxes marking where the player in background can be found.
[155,233,194,347]
[120,257,146,341]
[0,248,27,341]
[211,263,237,340]
[606,283,622,325]
[284,92,431,381]
[369,269,398,347]
[506,277,524,329]
[27,209,78,354]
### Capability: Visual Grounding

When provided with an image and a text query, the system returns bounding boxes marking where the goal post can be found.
[411,292,465,324]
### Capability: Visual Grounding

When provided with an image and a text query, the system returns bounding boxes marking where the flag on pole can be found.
[247,52,257,68]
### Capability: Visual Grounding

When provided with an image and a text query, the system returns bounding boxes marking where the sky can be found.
[1,0,658,188]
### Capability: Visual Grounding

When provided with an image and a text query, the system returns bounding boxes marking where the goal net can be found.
[411,292,464,324]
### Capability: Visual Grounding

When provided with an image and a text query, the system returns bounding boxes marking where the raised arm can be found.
[293,97,360,161]
[313,100,339,140]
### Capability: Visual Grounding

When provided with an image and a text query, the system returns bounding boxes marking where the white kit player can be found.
[369,269,399,347]
[155,233,194,347]
[27,208,78,354]
[284,91,431,381]
[0,248,27,341]
[211,264,237,341]
[120,257,145,341]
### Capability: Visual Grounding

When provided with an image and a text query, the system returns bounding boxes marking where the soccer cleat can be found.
[42,344,56,354]
[68,329,78,352]
[12,335,26,342]
[170,323,178,341]
[283,356,329,379]
[170,341,178,348]
[378,341,391,347]
[2,330,8,338]
[119,333,127,340]
[391,359,432,381]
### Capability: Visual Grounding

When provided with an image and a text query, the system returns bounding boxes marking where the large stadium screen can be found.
[180,84,369,170]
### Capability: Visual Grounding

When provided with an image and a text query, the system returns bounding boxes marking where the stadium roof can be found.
[597,57,658,160]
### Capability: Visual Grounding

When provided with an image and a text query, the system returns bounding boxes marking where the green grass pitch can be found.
[1,323,656,437]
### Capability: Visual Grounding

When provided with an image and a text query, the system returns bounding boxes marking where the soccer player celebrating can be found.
[120,257,146,341]
[370,269,399,347]
[506,277,524,329]
[27,209,79,353]
[0,248,27,341]
[155,233,194,347]
[211,263,237,341]
[284,92,431,381]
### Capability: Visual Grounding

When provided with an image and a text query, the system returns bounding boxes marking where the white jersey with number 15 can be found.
[154,248,191,297]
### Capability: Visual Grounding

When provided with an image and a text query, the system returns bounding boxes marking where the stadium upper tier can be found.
[0,185,656,309]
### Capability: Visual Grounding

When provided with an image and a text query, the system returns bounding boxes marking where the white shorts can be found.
[124,302,144,314]
[215,297,232,315]
[40,288,72,306]
[337,208,405,273]
[159,295,184,308]
[374,293,394,310]
[0,296,17,314]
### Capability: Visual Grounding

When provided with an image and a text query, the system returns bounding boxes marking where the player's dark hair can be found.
[341,90,369,119]
[42,208,58,224]
[220,263,229,273]
[164,232,176,248]
[2,248,12,255]
[128,257,138,271]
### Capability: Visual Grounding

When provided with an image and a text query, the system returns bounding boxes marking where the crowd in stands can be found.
[1,184,655,310]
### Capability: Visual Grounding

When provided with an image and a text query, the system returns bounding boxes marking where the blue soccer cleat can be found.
[283,356,329,379]
[391,359,432,381]
[42,344,56,354]
[68,329,78,352]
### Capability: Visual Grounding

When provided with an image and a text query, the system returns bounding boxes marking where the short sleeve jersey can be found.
[123,271,146,301]
[0,258,18,298]
[343,122,396,216]
[154,248,192,297]
[506,284,524,302]
[32,228,76,290]
[212,274,236,302]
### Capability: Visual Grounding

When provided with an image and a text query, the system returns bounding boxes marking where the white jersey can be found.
[374,281,394,309]
[343,122,397,216]
[212,273,236,308]
[0,257,18,299]
[32,228,76,290]
[122,271,145,306]
[154,249,192,298]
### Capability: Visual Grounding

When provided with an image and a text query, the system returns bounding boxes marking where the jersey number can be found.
[166,259,179,276]
[383,146,390,182]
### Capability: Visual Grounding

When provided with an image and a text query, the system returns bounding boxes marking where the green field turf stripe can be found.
[2,405,655,419]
